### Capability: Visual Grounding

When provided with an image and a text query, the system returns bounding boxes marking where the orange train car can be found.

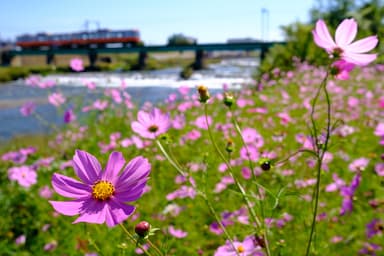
[16,29,141,49]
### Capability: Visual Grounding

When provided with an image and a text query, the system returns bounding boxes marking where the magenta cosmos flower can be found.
[131,108,171,139]
[312,18,378,66]
[49,150,151,227]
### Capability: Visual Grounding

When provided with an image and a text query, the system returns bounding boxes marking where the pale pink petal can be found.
[72,199,108,224]
[313,19,336,50]
[137,111,151,125]
[343,52,377,66]
[105,199,135,227]
[346,36,378,53]
[131,121,146,134]
[335,18,357,47]
[51,173,91,198]
[115,156,151,189]
[102,151,125,183]
[49,200,84,216]
[73,150,102,184]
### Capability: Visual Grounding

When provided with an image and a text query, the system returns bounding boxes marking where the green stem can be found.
[229,109,271,255]
[146,239,164,256]
[203,104,270,256]
[201,193,240,256]
[119,223,156,256]
[155,139,186,177]
[305,68,332,256]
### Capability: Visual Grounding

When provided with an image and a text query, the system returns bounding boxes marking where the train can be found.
[16,29,141,49]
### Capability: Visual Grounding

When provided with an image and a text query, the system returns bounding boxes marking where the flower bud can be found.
[223,92,234,108]
[197,85,210,103]
[135,221,151,237]
[225,138,234,153]
[259,158,272,171]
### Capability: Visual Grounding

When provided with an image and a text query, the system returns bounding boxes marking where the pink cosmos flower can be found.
[131,108,171,139]
[49,150,151,227]
[20,101,36,116]
[70,58,84,72]
[48,92,66,107]
[168,225,188,238]
[8,166,37,188]
[214,235,263,256]
[312,18,378,66]
[15,234,26,245]
[375,163,384,176]
[39,185,53,199]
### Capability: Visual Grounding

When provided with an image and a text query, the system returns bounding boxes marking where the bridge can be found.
[1,41,285,69]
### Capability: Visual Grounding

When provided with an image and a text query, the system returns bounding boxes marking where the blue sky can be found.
[0,0,315,44]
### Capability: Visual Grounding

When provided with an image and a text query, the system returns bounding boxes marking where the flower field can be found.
[1,19,383,256]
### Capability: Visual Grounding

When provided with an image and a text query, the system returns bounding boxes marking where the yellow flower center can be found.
[92,180,115,200]
[148,125,159,133]
[237,245,245,253]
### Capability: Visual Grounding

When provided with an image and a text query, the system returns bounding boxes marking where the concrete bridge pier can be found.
[1,51,14,66]
[193,49,205,70]
[46,51,55,65]
[88,49,98,69]
[260,45,269,62]
[138,51,148,70]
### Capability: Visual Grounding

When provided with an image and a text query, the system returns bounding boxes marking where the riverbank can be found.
[0,58,257,140]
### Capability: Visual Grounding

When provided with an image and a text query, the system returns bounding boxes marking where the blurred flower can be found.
[168,225,187,238]
[366,219,383,238]
[20,101,36,116]
[39,185,53,199]
[70,58,84,72]
[8,166,37,188]
[43,240,57,251]
[15,234,26,245]
[131,108,171,139]
[214,235,263,256]
[194,115,212,130]
[312,18,378,66]
[48,92,66,107]
[375,163,384,176]
[49,150,151,227]
[135,243,149,255]
[349,158,369,172]
[64,108,76,123]
[340,172,361,215]
[358,242,382,255]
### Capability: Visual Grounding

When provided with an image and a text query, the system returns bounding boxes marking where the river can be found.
[0,58,258,140]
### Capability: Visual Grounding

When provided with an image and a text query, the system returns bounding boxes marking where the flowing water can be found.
[0,58,258,140]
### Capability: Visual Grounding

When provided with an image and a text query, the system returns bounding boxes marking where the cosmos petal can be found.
[72,198,108,225]
[115,156,151,189]
[105,199,135,227]
[312,19,336,50]
[49,200,84,216]
[102,151,125,183]
[335,18,357,47]
[347,36,378,53]
[73,150,102,184]
[343,52,377,66]
[51,173,91,198]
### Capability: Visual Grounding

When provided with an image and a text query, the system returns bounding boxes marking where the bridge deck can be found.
[10,42,285,55]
